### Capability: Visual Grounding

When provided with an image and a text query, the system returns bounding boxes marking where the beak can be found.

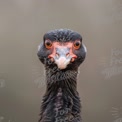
[48,47,77,69]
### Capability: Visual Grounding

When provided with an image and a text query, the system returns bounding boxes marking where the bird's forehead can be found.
[52,41,73,48]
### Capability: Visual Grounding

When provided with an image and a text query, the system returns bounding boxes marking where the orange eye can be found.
[73,40,81,49]
[45,40,52,49]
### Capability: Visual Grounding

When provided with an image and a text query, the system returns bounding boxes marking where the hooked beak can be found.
[48,47,77,69]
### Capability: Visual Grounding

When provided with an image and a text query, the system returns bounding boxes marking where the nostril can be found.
[56,53,59,58]
[66,53,70,57]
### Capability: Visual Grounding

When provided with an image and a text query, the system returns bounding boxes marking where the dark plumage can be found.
[37,29,87,122]
[43,29,82,42]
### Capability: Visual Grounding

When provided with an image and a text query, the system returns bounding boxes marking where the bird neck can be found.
[45,66,78,93]
[39,67,81,122]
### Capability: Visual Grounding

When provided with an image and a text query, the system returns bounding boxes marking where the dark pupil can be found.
[46,42,51,46]
[75,42,80,46]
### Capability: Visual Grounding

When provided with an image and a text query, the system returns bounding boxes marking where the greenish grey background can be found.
[0,0,122,122]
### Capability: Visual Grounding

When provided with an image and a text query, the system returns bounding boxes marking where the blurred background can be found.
[0,0,122,122]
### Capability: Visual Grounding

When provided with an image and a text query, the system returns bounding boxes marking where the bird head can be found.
[37,29,87,70]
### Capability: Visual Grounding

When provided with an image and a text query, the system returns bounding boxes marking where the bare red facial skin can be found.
[45,40,80,69]
[47,42,77,62]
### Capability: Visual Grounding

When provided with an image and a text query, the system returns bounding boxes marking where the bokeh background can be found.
[0,0,122,122]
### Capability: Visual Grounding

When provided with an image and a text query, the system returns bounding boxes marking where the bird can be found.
[37,29,87,122]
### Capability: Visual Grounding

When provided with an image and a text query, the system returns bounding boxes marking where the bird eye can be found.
[73,40,81,49]
[45,40,52,49]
